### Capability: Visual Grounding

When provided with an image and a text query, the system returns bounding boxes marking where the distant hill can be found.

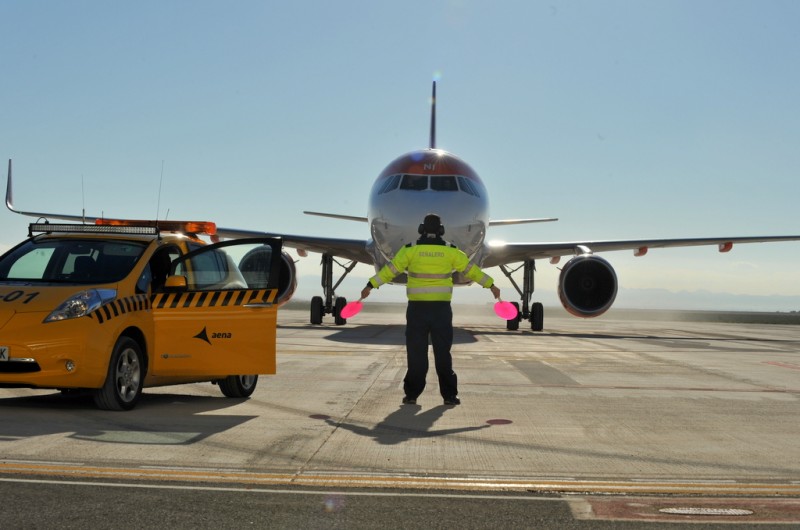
[290,274,800,314]
[281,299,800,325]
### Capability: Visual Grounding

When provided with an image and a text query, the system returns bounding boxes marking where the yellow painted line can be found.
[1,462,799,496]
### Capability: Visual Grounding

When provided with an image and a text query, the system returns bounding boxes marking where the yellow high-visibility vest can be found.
[369,241,494,301]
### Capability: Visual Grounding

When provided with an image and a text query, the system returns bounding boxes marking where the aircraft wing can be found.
[303,211,368,223]
[216,226,373,265]
[488,217,558,226]
[482,235,800,268]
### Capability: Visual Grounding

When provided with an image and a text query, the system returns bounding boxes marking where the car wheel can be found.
[219,375,259,398]
[93,336,145,411]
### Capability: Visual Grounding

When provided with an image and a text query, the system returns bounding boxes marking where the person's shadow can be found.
[324,405,489,445]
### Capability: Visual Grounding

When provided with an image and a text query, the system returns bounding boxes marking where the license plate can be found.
[0,346,8,361]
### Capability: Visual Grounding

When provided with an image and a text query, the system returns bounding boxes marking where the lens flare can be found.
[323,494,346,513]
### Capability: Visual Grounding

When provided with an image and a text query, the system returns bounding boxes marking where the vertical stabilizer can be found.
[429,81,437,149]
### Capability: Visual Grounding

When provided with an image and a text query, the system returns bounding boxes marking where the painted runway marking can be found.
[2,462,799,496]
[0,477,564,502]
[764,361,800,371]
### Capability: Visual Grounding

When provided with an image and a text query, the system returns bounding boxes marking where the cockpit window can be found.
[400,175,428,190]
[377,174,402,194]
[430,176,458,191]
[458,176,481,197]
[393,174,480,196]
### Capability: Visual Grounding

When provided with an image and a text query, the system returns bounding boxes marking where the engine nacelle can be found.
[275,251,298,305]
[239,248,297,306]
[557,255,618,318]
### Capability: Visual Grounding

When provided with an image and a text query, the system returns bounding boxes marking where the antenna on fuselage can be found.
[429,81,436,149]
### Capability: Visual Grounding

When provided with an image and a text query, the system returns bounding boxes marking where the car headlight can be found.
[44,289,117,323]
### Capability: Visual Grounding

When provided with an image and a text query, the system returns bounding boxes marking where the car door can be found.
[150,238,282,377]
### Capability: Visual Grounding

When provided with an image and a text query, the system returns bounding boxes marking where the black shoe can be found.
[402,396,417,405]
[443,396,460,406]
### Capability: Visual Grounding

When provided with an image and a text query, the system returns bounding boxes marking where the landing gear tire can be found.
[219,375,258,398]
[310,296,324,325]
[530,302,544,332]
[506,302,521,331]
[93,336,145,411]
[334,297,347,326]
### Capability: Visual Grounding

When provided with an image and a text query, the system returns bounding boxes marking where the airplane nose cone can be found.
[368,148,489,263]
[377,149,484,183]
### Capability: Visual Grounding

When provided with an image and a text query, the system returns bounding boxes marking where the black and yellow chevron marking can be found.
[88,294,151,324]
[150,289,276,310]
[88,290,276,325]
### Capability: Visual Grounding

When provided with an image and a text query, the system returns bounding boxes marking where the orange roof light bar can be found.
[94,219,217,236]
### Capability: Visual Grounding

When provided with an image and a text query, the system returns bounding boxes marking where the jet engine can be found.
[557,255,618,318]
[238,248,297,305]
[274,251,298,305]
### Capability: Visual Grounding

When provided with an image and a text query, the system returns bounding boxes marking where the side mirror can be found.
[164,275,188,291]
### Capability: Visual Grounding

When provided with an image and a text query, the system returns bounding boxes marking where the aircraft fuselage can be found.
[366,148,489,283]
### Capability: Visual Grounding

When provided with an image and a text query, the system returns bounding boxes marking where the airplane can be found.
[6,82,800,331]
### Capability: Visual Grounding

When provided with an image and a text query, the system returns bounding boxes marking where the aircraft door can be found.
[150,238,282,377]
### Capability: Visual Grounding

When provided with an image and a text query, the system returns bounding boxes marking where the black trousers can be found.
[403,301,457,399]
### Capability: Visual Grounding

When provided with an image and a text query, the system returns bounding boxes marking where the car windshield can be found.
[0,238,147,284]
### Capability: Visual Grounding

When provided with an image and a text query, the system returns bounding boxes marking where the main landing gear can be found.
[310,253,357,326]
[498,259,544,332]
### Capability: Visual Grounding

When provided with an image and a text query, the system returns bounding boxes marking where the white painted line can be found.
[0,477,566,502]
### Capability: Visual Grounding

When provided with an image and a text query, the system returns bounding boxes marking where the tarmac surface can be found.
[1,306,799,525]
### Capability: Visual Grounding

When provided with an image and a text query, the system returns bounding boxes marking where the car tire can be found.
[219,375,258,398]
[93,336,145,411]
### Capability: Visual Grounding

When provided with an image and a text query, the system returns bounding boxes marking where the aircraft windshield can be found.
[458,176,481,197]
[400,175,428,190]
[393,174,472,193]
[377,174,402,194]
[430,176,458,191]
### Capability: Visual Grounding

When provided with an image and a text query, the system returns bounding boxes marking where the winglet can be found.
[3,159,93,223]
[6,159,13,212]
[429,81,437,149]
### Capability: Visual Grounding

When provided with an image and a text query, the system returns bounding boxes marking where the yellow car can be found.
[0,220,283,410]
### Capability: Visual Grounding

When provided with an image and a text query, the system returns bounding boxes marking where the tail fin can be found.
[429,81,436,149]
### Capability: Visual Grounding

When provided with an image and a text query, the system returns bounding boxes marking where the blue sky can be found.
[1,1,799,311]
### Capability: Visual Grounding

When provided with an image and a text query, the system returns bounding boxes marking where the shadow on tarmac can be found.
[0,391,255,445]
[316,324,477,346]
[318,405,490,445]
